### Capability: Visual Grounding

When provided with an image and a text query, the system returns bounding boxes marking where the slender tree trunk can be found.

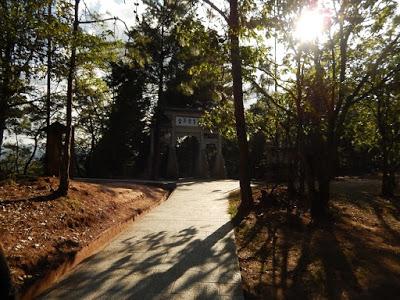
[284,127,296,198]
[151,121,161,179]
[58,0,79,195]
[299,167,305,194]
[14,133,19,174]
[388,171,396,195]
[305,154,317,213]
[151,15,165,180]
[377,96,397,197]
[24,132,39,175]
[294,49,306,197]
[45,1,52,175]
[382,172,395,197]
[0,108,7,169]
[381,151,396,197]
[287,159,296,198]
[86,118,96,176]
[0,117,5,162]
[229,0,253,208]
[0,22,12,164]
[317,172,330,213]
[297,128,306,197]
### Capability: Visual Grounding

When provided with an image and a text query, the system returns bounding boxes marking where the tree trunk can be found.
[45,1,52,175]
[85,118,96,176]
[150,61,164,179]
[0,117,5,162]
[316,174,330,216]
[382,172,396,197]
[305,157,317,214]
[14,133,19,174]
[378,98,396,197]
[150,17,165,180]
[58,0,79,196]
[304,129,333,222]
[298,158,305,196]
[229,0,253,208]
[287,159,296,198]
[24,133,38,175]
[0,15,12,166]
[382,150,396,197]
[307,163,330,222]
[151,118,161,179]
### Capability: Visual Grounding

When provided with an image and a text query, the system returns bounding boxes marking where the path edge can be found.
[20,190,172,300]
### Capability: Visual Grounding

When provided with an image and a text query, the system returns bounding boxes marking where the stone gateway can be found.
[148,107,226,179]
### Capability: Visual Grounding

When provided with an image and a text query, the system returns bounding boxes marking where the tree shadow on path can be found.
[41,214,246,299]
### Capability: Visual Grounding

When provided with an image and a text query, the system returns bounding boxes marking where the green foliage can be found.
[200,100,237,140]
[0,0,122,178]
[2,0,400,186]
[89,61,150,177]
[126,0,224,109]
[0,1,49,133]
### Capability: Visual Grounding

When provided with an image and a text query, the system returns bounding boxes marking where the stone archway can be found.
[149,107,226,180]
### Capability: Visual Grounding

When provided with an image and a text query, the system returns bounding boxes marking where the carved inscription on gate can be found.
[175,116,199,127]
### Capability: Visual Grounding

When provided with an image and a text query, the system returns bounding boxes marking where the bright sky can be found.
[81,0,228,39]
[81,0,142,39]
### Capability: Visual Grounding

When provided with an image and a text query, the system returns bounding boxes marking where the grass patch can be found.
[62,196,82,210]
[227,189,241,217]
[0,177,17,187]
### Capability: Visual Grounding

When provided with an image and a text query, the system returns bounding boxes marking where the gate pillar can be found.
[166,130,179,179]
[213,135,226,179]
[194,133,209,178]
[166,144,178,179]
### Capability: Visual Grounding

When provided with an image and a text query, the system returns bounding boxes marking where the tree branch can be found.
[249,78,296,117]
[353,63,400,104]
[7,98,41,109]
[249,64,297,100]
[344,32,400,106]
[201,0,229,24]
[79,17,117,24]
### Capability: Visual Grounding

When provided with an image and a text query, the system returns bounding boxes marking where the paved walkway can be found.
[41,180,244,300]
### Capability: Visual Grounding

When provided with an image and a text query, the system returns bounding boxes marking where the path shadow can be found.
[40,213,247,299]
[240,179,400,299]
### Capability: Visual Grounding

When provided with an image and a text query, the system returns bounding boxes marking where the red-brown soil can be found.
[230,178,400,299]
[0,177,168,294]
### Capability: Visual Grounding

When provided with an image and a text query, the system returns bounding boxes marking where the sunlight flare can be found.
[294,7,326,43]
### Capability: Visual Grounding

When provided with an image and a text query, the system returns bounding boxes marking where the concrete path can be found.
[41,180,244,300]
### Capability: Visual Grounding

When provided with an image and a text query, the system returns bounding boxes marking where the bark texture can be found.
[229,0,253,207]
[58,0,79,195]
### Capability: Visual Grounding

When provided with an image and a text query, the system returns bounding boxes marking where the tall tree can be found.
[252,0,400,221]
[127,0,209,178]
[202,0,254,208]
[228,0,253,208]
[89,61,149,177]
[45,0,53,174]
[58,0,79,195]
[375,77,400,197]
[0,1,48,163]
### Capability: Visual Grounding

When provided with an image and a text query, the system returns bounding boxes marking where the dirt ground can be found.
[231,178,400,300]
[0,177,168,293]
